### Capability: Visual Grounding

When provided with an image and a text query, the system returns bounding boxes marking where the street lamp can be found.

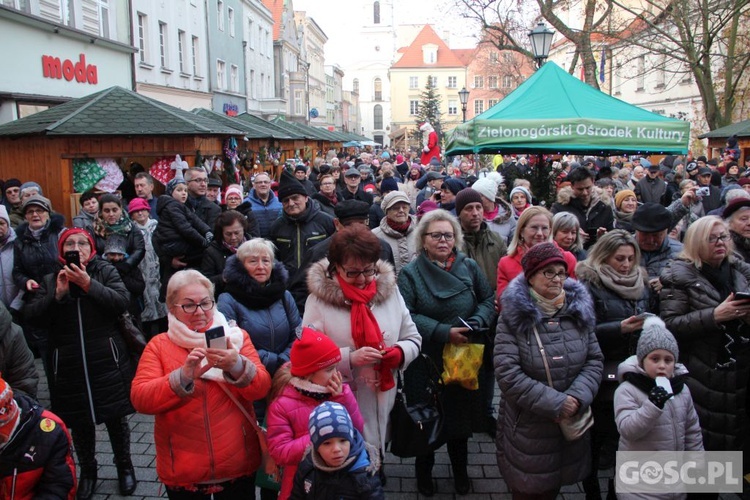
[528,21,554,68]
[458,86,470,122]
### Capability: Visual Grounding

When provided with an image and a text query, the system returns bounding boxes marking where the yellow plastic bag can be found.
[441,343,484,390]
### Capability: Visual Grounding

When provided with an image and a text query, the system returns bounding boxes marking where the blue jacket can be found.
[245,188,282,238]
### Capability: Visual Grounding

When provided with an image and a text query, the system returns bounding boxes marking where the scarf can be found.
[222,238,245,254]
[335,274,393,392]
[430,252,456,271]
[623,371,686,396]
[94,213,133,238]
[311,428,368,473]
[166,310,245,383]
[732,231,750,254]
[701,259,733,302]
[615,210,634,223]
[29,220,49,240]
[386,217,411,234]
[320,191,338,206]
[529,288,565,317]
[484,205,499,221]
[597,264,644,300]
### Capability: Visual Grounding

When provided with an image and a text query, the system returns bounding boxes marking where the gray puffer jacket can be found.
[494,275,603,494]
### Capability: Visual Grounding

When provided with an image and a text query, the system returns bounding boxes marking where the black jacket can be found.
[12,214,65,290]
[311,193,338,218]
[0,302,38,398]
[153,195,211,258]
[25,258,134,425]
[551,188,614,249]
[634,176,667,205]
[222,202,261,238]
[290,450,384,500]
[338,187,374,206]
[92,224,146,271]
[187,194,222,228]
[200,239,248,297]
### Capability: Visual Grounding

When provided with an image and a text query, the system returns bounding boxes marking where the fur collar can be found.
[306,258,397,308]
[575,261,649,288]
[223,254,288,290]
[500,274,596,336]
[555,185,605,207]
[222,256,288,309]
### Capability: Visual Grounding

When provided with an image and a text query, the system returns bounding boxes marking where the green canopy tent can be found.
[445,62,689,156]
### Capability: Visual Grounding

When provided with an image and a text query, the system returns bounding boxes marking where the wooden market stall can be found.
[698,119,750,165]
[0,86,244,224]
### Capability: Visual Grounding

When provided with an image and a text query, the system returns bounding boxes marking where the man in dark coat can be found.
[696,167,722,213]
[634,164,667,205]
[551,167,614,249]
[185,168,222,228]
[339,167,374,205]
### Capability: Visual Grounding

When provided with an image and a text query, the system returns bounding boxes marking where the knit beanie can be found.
[290,327,342,377]
[521,242,567,280]
[308,401,354,451]
[454,188,484,215]
[57,227,97,264]
[0,377,20,440]
[637,316,679,364]
[509,186,532,204]
[278,169,308,202]
[166,177,186,196]
[379,177,399,194]
[416,200,439,219]
[441,178,465,196]
[0,205,9,226]
[472,177,499,201]
[615,189,636,210]
[225,184,243,200]
[4,178,21,190]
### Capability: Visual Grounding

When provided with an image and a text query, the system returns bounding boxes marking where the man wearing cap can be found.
[294,164,316,196]
[184,168,222,228]
[0,376,77,499]
[372,190,417,275]
[634,163,667,205]
[696,167,722,212]
[287,200,395,314]
[3,179,23,228]
[416,171,444,207]
[631,203,683,297]
[339,167,374,205]
[134,172,159,220]
[269,170,335,280]
[245,172,282,238]
[551,167,614,249]
[206,177,222,204]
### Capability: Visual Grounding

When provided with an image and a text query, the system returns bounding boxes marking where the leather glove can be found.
[380,346,403,369]
[648,385,674,409]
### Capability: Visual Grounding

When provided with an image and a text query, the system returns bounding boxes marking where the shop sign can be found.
[223,103,239,116]
[41,53,98,84]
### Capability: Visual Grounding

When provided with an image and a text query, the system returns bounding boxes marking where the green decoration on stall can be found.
[73,158,107,193]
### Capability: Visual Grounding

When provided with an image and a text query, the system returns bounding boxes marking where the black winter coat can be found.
[153,195,210,258]
[551,190,614,249]
[200,239,245,297]
[222,202,261,238]
[24,258,134,425]
[338,187,374,206]
[660,258,750,453]
[12,214,65,290]
[0,302,38,398]
[187,194,222,228]
[290,450,384,500]
[311,193,337,218]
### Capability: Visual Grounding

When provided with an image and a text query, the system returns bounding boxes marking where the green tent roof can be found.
[192,109,292,139]
[445,62,689,156]
[698,120,750,139]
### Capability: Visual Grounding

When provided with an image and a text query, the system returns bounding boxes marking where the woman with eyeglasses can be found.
[303,224,422,484]
[496,206,578,302]
[311,173,340,217]
[397,209,497,496]
[131,269,272,499]
[660,216,750,471]
[575,230,652,497]
[495,242,602,500]
[24,228,136,499]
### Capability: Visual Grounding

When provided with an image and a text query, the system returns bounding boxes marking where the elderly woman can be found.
[24,227,136,499]
[397,210,496,496]
[131,269,271,499]
[552,212,586,261]
[201,210,249,296]
[372,190,417,275]
[613,189,638,233]
[660,216,750,469]
[311,173,340,217]
[304,224,422,474]
[218,238,300,413]
[723,198,750,262]
[509,186,532,219]
[575,230,652,497]
[497,206,578,300]
[495,242,603,500]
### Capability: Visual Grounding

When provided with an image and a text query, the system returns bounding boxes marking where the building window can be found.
[490,52,499,63]
[503,52,513,63]
[374,104,383,129]
[374,77,382,101]
[409,100,419,115]
[613,62,621,94]
[447,76,457,88]
[473,75,483,88]
[502,75,513,88]
[217,0,224,31]
[228,7,234,37]
[373,1,380,24]
[448,100,457,115]
[247,18,254,49]
[353,79,359,93]
[217,59,226,90]
[474,99,484,115]
[488,76,498,89]
[250,70,255,98]
[429,76,437,87]
[258,26,264,55]
[230,64,238,92]
[488,99,499,108]
[409,76,418,89]
[137,13,148,63]
[177,30,186,73]
[192,36,200,75]
[98,0,110,38]
[655,55,666,88]
[636,55,645,91]
[294,89,304,115]
[158,22,168,68]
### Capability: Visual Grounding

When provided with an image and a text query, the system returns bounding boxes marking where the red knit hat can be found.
[521,242,567,280]
[0,376,19,442]
[290,327,342,377]
[57,227,97,265]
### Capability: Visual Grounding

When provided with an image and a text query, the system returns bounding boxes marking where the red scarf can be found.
[320,190,338,206]
[386,217,411,234]
[335,275,394,391]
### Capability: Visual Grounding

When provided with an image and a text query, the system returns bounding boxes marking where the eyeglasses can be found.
[63,240,91,249]
[176,299,215,314]
[342,267,377,278]
[708,233,730,244]
[188,178,208,184]
[25,208,47,215]
[320,182,335,187]
[427,232,455,241]
[542,270,568,281]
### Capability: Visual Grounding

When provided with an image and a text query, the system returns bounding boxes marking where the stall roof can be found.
[235,113,299,139]
[698,120,750,139]
[270,118,334,141]
[0,86,244,137]
[191,108,292,139]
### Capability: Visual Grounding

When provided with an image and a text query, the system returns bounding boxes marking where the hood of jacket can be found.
[306,258,397,308]
[617,354,689,382]
[15,213,65,241]
[500,273,596,336]
[0,226,16,250]
[575,260,650,288]
[491,197,514,224]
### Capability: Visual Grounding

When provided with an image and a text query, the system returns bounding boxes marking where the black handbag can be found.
[389,354,445,458]
[117,312,147,356]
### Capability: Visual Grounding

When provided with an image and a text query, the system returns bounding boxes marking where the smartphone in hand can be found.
[205,326,227,349]
[655,376,673,394]
[64,250,80,268]
[734,292,750,301]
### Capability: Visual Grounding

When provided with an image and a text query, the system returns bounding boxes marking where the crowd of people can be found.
[0,136,748,499]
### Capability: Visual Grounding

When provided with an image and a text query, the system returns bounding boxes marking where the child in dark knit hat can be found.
[266,327,365,499]
[290,401,384,499]
[613,316,703,458]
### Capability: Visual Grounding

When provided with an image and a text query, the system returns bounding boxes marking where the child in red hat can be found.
[265,327,364,500]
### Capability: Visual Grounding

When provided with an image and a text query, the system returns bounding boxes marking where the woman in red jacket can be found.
[131,269,271,499]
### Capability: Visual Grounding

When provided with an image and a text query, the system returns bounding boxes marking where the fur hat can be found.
[637,316,679,363]
[614,189,636,210]
[381,191,410,212]
[127,198,151,214]
[454,188,483,215]
[521,242,567,280]
[277,169,308,202]
[308,401,354,451]
[290,327,342,377]
[103,236,128,256]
